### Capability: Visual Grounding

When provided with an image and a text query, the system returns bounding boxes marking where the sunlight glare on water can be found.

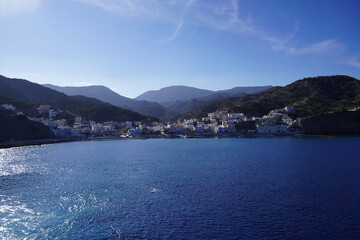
[0,138,360,239]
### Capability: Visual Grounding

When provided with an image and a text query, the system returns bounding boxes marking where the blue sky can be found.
[0,0,359,98]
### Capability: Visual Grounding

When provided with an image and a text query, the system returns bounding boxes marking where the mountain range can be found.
[0,75,157,123]
[43,84,172,120]
[2,75,359,122]
[135,85,272,104]
[0,108,54,143]
[180,75,360,120]
[160,86,272,115]
[135,86,214,103]
[45,84,272,119]
[1,74,360,138]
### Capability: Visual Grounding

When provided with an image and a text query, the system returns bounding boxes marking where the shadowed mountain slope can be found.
[0,75,157,123]
[43,84,172,119]
[163,86,272,114]
[180,75,360,119]
[0,109,53,143]
[136,85,272,116]
[135,85,215,103]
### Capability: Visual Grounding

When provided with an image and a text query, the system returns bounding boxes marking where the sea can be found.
[1,137,360,239]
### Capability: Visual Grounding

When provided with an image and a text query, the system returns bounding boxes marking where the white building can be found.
[1,104,16,111]
[226,123,236,133]
[217,125,227,133]
[128,127,141,136]
[104,121,119,130]
[49,109,58,119]
[28,117,44,123]
[37,105,51,114]
[124,121,133,129]
[227,113,245,121]
[73,117,83,129]
[256,124,289,134]
[56,119,67,128]
[91,123,103,133]
[43,119,57,128]
[71,129,84,137]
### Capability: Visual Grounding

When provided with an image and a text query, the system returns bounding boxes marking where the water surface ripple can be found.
[1,137,360,239]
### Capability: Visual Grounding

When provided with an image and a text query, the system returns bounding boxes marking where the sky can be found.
[0,0,359,98]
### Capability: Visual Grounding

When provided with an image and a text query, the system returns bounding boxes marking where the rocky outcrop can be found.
[0,109,54,143]
[302,111,360,135]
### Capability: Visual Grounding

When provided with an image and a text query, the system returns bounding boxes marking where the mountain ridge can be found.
[135,85,273,105]
[44,84,272,119]
[43,84,172,120]
[0,75,157,123]
[135,85,214,104]
[180,75,360,120]
[162,85,273,114]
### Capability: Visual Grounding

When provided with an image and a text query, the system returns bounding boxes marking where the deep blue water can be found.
[1,137,360,239]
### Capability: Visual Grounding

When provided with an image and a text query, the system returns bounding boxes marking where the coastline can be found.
[0,133,351,149]
[0,138,79,149]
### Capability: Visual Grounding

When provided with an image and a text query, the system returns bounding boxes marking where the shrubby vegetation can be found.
[0,109,53,143]
[181,75,360,119]
[0,75,158,123]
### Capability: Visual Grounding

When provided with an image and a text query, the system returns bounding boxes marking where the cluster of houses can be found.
[1,103,304,138]
[157,106,303,137]
[1,104,24,116]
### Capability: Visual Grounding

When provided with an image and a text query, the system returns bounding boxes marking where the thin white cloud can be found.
[274,39,346,56]
[274,39,360,70]
[164,21,183,42]
[72,81,96,86]
[0,0,41,16]
[349,60,360,69]
[75,0,293,44]
[75,0,176,20]
[76,0,358,69]
[338,57,360,69]
[266,20,299,50]
[183,0,195,12]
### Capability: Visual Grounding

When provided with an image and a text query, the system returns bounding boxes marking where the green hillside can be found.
[43,84,173,120]
[0,109,53,143]
[0,75,157,122]
[181,75,360,119]
[302,111,360,135]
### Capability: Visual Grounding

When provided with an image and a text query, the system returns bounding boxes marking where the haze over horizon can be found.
[1,0,359,98]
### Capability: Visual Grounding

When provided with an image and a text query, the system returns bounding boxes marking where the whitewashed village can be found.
[1,103,303,139]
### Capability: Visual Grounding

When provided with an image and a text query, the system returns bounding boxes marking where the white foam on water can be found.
[150,187,160,193]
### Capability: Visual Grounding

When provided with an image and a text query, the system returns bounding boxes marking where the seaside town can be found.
[1,103,303,139]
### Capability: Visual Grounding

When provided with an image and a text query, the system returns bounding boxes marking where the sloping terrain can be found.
[135,85,214,104]
[181,75,360,119]
[44,84,172,119]
[0,109,53,143]
[0,75,157,122]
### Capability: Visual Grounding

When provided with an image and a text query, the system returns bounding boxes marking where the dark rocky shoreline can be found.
[0,138,78,149]
[1,133,353,150]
